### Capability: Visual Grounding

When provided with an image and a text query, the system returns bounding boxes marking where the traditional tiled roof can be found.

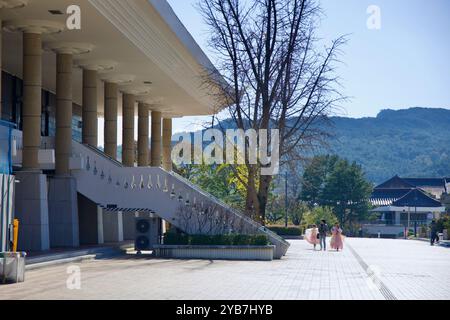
[374,175,415,189]
[371,175,449,207]
[392,188,443,208]
[370,188,411,206]
[402,178,446,188]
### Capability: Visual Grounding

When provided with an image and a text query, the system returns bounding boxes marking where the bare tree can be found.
[198,0,346,223]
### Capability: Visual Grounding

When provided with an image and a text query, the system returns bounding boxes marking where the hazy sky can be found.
[168,0,450,132]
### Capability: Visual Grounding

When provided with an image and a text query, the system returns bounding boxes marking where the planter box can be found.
[281,235,303,240]
[153,245,275,261]
[1,252,27,284]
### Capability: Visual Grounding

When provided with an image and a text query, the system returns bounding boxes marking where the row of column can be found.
[3,20,174,174]
[100,83,173,170]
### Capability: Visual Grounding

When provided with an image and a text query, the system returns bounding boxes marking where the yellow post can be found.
[12,219,19,252]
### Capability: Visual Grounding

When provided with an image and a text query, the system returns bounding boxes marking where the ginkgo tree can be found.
[198,0,346,223]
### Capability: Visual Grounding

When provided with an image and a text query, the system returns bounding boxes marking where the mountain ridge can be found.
[328,107,450,183]
[173,107,450,184]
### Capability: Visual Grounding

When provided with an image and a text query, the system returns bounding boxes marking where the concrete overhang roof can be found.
[1,0,227,117]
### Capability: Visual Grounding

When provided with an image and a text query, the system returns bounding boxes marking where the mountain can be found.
[176,107,450,184]
[328,107,450,183]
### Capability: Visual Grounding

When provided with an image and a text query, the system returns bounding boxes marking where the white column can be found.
[138,103,149,167]
[45,42,93,176]
[162,118,173,171]
[82,69,98,146]
[101,75,136,160]
[121,93,136,167]
[76,60,118,148]
[151,111,162,167]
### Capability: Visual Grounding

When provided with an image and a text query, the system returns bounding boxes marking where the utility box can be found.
[135,217,162,252]
[0,252,27,284]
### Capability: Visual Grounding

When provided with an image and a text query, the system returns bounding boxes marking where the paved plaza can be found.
[0,238,449,300]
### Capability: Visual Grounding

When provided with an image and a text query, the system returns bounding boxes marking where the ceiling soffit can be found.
[88,0,214,114]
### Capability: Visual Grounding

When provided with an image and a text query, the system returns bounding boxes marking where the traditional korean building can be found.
[364,176,447,238]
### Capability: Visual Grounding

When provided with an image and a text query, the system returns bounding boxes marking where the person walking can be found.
[318,220,329,251]
[305,224,320,250]
[330,223,344,251]
[430,220,439,246]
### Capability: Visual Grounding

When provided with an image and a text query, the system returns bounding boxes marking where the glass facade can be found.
[1,71,82,143]
[1,72,22,128]
[0,120,15,174]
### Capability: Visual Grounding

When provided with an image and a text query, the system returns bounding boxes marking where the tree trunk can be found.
[245,165,260,221]
[258,174,273,225]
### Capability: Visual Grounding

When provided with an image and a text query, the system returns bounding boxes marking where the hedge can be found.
[164,233,269,246]
[268,226,302,236]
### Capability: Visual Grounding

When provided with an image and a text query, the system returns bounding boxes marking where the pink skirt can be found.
[305,228,320,245]
[330,234,344,250]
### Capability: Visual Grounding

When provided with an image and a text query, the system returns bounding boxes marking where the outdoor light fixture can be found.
[147,175,153,189]
[157,175,161,189]
[170,191,176,199]
[185,194,191,206]
[178,195,183,202]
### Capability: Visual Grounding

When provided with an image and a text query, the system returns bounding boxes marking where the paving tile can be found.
[0,239,448,300]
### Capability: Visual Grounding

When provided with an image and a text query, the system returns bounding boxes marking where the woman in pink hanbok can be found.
[330,224,344,251]
[304,225,320,250]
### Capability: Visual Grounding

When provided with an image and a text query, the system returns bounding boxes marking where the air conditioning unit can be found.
[135,217,162,252]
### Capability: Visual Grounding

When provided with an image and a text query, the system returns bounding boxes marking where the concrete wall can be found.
[153,245,275,261]
[14,172,50,252]
[123,211,138,241]
[103,210,123,243]
[362,224,405,238]
[48,177,79,248]
[78,193,103,245]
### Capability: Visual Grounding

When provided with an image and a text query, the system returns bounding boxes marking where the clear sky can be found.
[168,0,450,132]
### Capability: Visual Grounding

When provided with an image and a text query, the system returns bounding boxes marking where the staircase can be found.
[71,141,290,259]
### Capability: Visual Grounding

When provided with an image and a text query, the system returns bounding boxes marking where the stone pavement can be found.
[0,238,448,300]
[348,238,450,300]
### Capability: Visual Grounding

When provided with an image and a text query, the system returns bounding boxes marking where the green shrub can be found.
[436,216,450,232]
[190,235,214,245]
[164,233,189,245]
[268,226,302,236]
[232,235,252,245]
[251,235,270,246]
[163,234,269,246]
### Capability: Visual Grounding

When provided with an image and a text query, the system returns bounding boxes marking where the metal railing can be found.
[70,139,290,257]
[169,171,289,247]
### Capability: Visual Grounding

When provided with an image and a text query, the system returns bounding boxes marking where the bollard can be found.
[13,219,19,252]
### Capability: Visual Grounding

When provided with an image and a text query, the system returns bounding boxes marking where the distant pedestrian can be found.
[358,227,363,238]
[305,224,320,250]
[318,220,329,251]
[430,220,439,246]
[330,224,344,251]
